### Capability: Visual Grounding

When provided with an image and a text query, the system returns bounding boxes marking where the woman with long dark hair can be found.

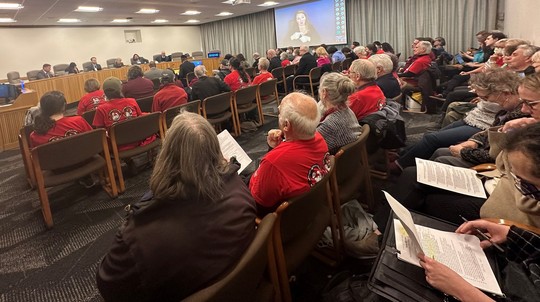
[224,57,251,91]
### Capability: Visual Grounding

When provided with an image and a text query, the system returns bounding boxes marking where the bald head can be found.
[267,49,276,59]
[194,65,207,77]
[279,92,320,140]
[299,45,309,55]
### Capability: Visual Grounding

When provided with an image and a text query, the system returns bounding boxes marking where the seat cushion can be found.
[43,155,105,187]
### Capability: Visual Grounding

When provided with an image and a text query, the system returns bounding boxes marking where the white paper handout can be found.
[217,129,252,174]
[415,158,487,199]
[383,191,503,297]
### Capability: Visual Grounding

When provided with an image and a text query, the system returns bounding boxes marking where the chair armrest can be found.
[482,218,540,235]
[292,75,310,86]
[470,163,497,172]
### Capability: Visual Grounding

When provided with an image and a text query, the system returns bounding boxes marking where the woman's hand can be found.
[267,129,283,148]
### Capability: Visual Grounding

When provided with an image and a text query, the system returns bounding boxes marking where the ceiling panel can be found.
[0,0,309,26]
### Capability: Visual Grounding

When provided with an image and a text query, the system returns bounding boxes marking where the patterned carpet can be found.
[0,111,435,301]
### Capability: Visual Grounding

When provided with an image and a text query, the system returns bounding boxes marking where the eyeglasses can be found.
[510,171,540,201]
[519,97,540,110]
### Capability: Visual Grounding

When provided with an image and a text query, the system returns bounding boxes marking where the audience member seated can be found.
[224,57,251,92]
[505,44,537,76]
[353,46,369,60]
[252,52,261,68]
[347,59,386,121]
[30,91,92,147]
[398,41,433,87]
[328,45,345,63]
[122,66,154,99]
[236,53,251,69]
[368,54,401,99]
[266,49,281,72]
[156,51,171,63]
[113,58,124,68]
[143,61,162,81]
[317,72,361,155]
[315,46,331,67]
[65,62,79,74]
[391,70,509,172]
[381,42,395,54]
[419,219,540,302]
[291,48,302,64]
[151,70,187,112]
[286,45,317,90]
[36,64,54,79]
[280,52,291,67]
[191,65,231,101]
[93,77,155,151]
[215,59,231,81]
[178,55,195,80]
[130,54,149,65]
[252,58,274,85]
[77,78,106,115]
[96,112,257,302]
[249,92,330,214]
[86,57,102,72]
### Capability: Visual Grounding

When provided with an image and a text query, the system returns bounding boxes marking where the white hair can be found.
[368,54,394,74]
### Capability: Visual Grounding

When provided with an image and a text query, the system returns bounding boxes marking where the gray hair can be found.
[349,59,377,81]
[194,65,207,77]
[469,68,520,94]
[84,78,100,93]
[258,58,270,70]
[280,52,289,60]
[150,112,229,201]
[517,44,539,58]
[319,73,356,107]
[418,41,432,54]
[353,46,368,57]
[368,54,394,74]
[279,92,320,139]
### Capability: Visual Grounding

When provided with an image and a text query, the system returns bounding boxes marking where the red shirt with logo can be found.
[249,132,329,212]
[30,116,93,147]
[77,90,106,115]
[224,70,251,92]
[348,82,386,121]
[252,72,274,85]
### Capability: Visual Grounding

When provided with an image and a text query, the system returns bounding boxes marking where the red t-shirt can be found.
[348,82,386,121]
[30,116,93,147]
[92,98,155,151]
[252,72,274,85]
[77,90,106,115]
[404,54,431,75]
[281,60,291,67]
[224,70,251,92]
[249,132,330,210]
[152,84,188,112]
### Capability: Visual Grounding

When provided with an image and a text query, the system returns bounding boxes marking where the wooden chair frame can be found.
[232,85,261,133]
[201,92,239,136]
[256,79,280,124]
[292,67,321,98]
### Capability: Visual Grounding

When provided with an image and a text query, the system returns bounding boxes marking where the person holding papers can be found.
[419,219,540,301]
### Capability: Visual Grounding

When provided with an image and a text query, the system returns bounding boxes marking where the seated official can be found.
[249,92,330,214]
[65,62,79,74]
[368,54,401,99]
[347,59,386,121]
[251,58,274,85]
[317,72,362,155]
[97,112,257,302]
[93,77,155,151]
[86,57,102,72]
[151,70,187,112]
[156,51,171,63]
[130,54,149,65]
[30,91,92,147]
[77,78,106,115]
[122,66,154,99]
[191,65,231,101]
[36,64,54,79]
[113,58,124,68]
[224,57,251,91]
[419,219,540,302]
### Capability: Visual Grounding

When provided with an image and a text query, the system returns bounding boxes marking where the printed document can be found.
[383,191,503,296]
[217,130,252,174]
[416,158,487,198]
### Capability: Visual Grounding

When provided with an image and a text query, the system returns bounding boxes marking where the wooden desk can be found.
[0,90,38,151]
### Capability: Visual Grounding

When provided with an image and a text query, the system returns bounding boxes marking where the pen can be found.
[459,215,505,252]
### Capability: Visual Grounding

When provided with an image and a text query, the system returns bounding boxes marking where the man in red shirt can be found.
[151,70,188,112]
[398,40,433,86]
[347,59,386,121]
[249,92,330,214]
[252,58,274,85]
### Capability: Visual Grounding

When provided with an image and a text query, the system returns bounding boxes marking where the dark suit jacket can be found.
[36,70,54,79]
[179,61,196,79]
[191,76,231,102]
[86,64,102,72]
[157,55,171,62]
[268,57,281,72]
[295,53,317,76]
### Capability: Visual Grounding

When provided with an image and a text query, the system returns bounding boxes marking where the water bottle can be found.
[20,80,25,92]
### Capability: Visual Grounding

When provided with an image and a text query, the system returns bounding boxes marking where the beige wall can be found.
[1,26,202,79]
[504,0,540,45]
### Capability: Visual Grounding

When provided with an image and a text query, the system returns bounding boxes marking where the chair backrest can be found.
[245,67,256,78]
[163,100,201,130]
[234,85,258,107]
[283,64,296,77]
[182,214,277,302]
[152,54,161,61]
[31,129,106,171]
[258,79,278,100]
[136,95,154,113]
[342,58,353,70]
[7,71,20,84]
[82,110,97,126]
[110,112,162,146]
[26,70,40,81]
[18,125,35,187]
[106,58,117,68]
[53,64,69,75]
[171,52,183,61]
[192,51,204,59]
[82,61,92,71]
[331,61,342,72]
[202,92,233,117]
[309,67,322,82]
[186,72,196,86]
[271,67,284,84]
[332,124,373,208]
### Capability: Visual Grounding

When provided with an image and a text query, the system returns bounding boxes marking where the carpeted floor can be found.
[0,111,435,301]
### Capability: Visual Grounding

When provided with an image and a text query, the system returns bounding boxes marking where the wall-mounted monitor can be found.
[274,0,347,48]
[192,60,203,67]
[208,52,221,58]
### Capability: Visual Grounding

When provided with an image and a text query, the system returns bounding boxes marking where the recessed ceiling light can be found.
[216,12,233,16]
[185,19,200,23]
[75,6,103,12]
[0,17,15,22]
[151,19,169,23]
[136,8,159,14]
[111,19,131,23]
[58,18,81,23]
[258,1,279,6]
[0,3,23,10]
[181,10,201,15]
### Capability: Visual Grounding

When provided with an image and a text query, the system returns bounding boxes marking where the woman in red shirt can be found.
[224,57,251,91]
[252,58,274,85]
[31,91,93,147]
[77,78,106,115]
